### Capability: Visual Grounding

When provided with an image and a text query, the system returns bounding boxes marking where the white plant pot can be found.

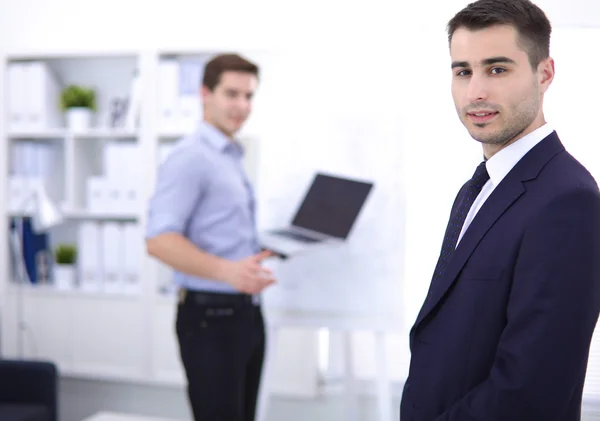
[65,107,92,131]
[54,264,76,290]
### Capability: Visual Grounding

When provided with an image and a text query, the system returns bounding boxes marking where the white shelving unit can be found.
[0,48,264,386]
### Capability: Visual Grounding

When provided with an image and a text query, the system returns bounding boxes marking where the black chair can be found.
[0,359,58,421]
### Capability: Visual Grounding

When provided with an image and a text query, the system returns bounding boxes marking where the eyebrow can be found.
[451,56,517,69]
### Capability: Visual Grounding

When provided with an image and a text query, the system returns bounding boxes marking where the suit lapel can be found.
[410,132,565,340]
[411,179,525,332]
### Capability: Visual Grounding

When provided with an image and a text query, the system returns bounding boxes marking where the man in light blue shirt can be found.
[145,53,276,421]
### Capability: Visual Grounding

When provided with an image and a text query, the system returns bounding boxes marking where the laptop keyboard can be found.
[272,230,321,243]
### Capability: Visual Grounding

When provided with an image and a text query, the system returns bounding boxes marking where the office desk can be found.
[256,307,399,421]
[255,250,403,421]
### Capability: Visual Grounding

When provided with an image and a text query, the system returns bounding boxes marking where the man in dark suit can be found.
[400,1,600,420]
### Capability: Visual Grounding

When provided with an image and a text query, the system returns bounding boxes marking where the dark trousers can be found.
[175,289,265,421]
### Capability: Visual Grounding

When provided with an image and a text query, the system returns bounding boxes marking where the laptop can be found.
[259,172,374,258]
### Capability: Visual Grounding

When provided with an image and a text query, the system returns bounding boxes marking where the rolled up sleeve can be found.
[145,145,206,239]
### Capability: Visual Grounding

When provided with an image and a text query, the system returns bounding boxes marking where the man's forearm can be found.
[146,232,230,282]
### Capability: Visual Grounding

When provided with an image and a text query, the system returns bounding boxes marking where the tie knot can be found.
[468,161,490,190]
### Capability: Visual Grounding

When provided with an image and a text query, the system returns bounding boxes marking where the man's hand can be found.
[222,250,277,294]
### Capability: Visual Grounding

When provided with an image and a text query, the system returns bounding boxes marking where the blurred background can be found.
[0,0,599,420]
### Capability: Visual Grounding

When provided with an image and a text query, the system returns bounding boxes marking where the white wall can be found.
[1,0,599,52]
[1,0,600,414]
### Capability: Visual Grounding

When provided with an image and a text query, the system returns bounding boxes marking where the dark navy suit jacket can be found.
[401,132,600,421]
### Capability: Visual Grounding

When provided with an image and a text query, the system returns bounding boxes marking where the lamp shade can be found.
[30,184,63,233]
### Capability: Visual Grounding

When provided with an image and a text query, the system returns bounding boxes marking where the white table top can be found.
[82,411,184,421]
[260,245,404,331]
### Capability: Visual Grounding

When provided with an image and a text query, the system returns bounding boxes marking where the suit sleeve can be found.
[436,187,600,421]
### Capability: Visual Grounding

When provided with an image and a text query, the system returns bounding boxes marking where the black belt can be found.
[180,289,257,306]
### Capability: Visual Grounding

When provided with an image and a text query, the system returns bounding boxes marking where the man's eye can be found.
[491,67,506,74]
[456,70,471,77]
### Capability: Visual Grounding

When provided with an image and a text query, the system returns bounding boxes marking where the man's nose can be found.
[467,75,489,103]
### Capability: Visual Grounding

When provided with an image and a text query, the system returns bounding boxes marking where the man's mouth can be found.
[467,111,498,124]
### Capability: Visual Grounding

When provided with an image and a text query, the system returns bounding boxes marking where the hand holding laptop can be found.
[222,250,277,294]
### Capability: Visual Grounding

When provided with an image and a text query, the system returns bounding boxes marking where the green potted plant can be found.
[53,244,77,290]
[60,84,96,131]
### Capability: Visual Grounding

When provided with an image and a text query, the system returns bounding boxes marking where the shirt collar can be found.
[196,121,244,156]
[485,123,555,186]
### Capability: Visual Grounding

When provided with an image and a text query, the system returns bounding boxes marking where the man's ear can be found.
[200,85,212,101]
[538,57,555,93]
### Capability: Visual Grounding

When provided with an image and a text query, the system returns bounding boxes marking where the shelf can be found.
[0,49,271,390]
[7,283,141,300]
[62,208,139,221]
[158,49,218,58]
[9,207,139,222]
[73,129,138,140]
[8,129,67,139]
[6,50,139,61]
[8,128,138,140]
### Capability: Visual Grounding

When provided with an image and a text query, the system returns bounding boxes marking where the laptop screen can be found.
[291,173,374,239]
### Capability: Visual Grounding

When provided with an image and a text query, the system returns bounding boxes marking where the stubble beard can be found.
[462,85,541,147]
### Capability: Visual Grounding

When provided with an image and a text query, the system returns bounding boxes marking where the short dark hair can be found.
[202,53,259,91]
[447,0,552,69]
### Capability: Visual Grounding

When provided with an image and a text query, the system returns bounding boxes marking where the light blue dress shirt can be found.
[145,121,261,294]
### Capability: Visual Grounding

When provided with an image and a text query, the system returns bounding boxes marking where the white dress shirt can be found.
[456,123,555,247]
